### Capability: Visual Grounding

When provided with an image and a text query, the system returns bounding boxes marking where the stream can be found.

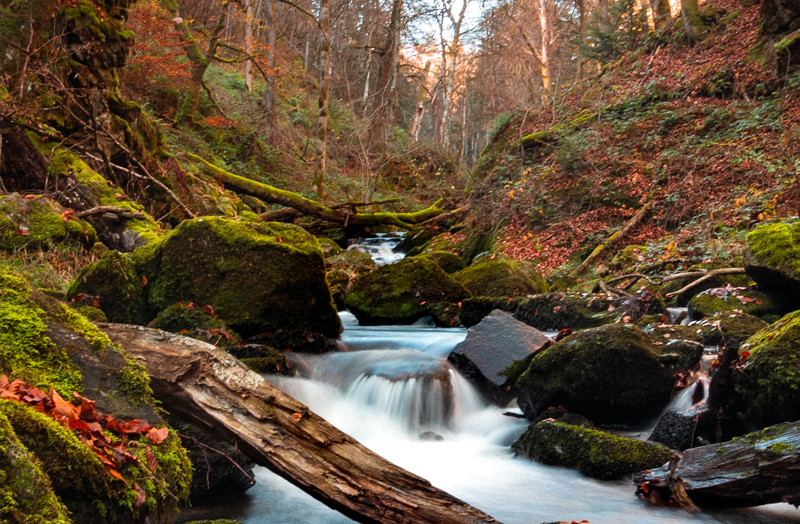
[178,239,800,524]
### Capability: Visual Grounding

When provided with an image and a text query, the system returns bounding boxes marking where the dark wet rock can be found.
[345,257,470,325]
[687,286,782,320]
[516,324,675,425]
[649,405,707,451]
[395,227,434,253]
[448,310,551,404]
[150,302,242,345]
[690,311,768,349]
[419,431,444,441]
[513,420,673,480]
[410,251,466,274]
[318,237,343,258]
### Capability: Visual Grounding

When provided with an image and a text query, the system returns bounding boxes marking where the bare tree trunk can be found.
[538,0,550,102]
[432,87,442,148]
[384,0,403,145]
[245,0,254,92]
[362,32,372,115]
[681,0,706,43]
[314,0,331,200]
[101,324,500,524]
[410,60,431,142]
[264,0,277,128]
[599,0,610,31]
[650,0,673,30]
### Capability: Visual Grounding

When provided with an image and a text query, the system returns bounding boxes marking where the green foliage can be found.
[486,112,517,142]
[582,0,651,64]
[554,131,588,174]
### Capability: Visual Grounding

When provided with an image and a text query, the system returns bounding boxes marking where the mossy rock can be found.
[345,257,470,325]
[238,346,289,374]
[640,322,704,371]
[609,245,646,271]
[530,407,594,428]
[641,323,704,344]
[327,249,377,270]
[410,251,465,274]
[184,521,243,524]
[150,303,241,345]
[460,230,495,264]
[317,237,342,258]
[0,409,72,524]
[453,257,549,298]
[69,218,342,350]
[67,250,150,325]
[513,420,672,480]
[744,220,800,302]
[0,193,96,252]
[395,228,433,253]
[517,324,675,424]
[687,288,780,320]
[690,311,768,348]
[735,311,800,427]
[67,304,109,323]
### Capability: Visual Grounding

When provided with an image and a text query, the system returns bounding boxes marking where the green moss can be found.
[453,257,549,297]
[768,441,793,453]
[745,220,800,293]
[692,312,768,347]
[0,194,96,252]
[409,251,465,274]
[239,349,288,374]
[0,268,82,395]
[0,409,72,524]
[687,289,779,320]
[151,303,241,344]
[317,237,342,258]
[345,257,470,325]
[513,420,672,480]
[610,245,646,271]
[327,249,376,269]
[735,310,800,426]
[67,304,108,323]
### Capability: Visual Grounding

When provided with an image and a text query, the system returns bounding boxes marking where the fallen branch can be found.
[100,324,499,524]
[595,279,633,297]
[605,273,658,287]
[575,201,653,275]
[76,206,147,219]
[186,152,445,229]
[664,268,747,298]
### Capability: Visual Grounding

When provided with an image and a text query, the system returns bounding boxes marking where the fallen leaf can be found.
[292,412,303,422]
[146,427,169,444]
[133,482,146,508]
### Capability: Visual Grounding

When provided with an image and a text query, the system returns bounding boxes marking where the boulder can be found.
[317,237,342,258]
[453,257,549,297]
[345,257,470,325]
[690,311,768,348]
[411,251,465,274]
[735,310,800,427]
[640,323,704,372]
[687,286,781,321]
[649,405,706,451]
[609,244,646,271]
[327,249,376,270]
[744,220,800,301]
[513,420,673,480]
[448,310,551,404]
[68,218,342,351]
[516,324,675,425]
[150,302,242,345]
[0,193,96,251]
[395,227,433,253]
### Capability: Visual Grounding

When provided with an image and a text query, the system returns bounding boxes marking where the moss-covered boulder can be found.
[327,249,376,270]
[395,227,434,254]
[0,193,96,251]
[744,220,800,300]
[735,311,800,427]
[517,324,675,424]
[410,251,465,274]
[690,311,768,348]
[68,218,342,350]
[687,287,781,320]
[317,237,342,258]
[150,302,241,345]
[0,409,72,524]
[640,323,704,371]
[513,420,673,480]
[658,260,755,306]
[453,257,549,297]
[610,245,646,271]
[345,257,470,325]
[68,250,150,324]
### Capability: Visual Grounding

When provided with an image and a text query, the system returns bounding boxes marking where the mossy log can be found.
[635,422,800,508]
[100,324,498,524]
[185,153,445,229]
[575,201,653,275]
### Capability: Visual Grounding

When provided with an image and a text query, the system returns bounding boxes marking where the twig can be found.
[201,80,230,119]
[664,268,747,298]
[596,279,633,297]
[177,433,255,485]
[605,273,657,286]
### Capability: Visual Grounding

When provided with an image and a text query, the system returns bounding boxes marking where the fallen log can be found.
[575,201,653,275]
[635,421,800,508]
[663,268,747,298]
[185,152,445,229]
[99,324,499,524]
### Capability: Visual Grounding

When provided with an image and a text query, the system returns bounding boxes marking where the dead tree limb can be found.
[575,201,653,274]
[664,268,747,298]
[75,206,148,219]
[635,421,800,508]
[186,152,445,229]
[99,324,499,524]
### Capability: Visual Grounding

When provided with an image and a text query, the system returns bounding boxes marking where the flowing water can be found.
[178,239,799,524]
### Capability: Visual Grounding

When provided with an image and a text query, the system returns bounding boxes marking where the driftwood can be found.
[186,152,445,229]
[99,324,499,524]
[635,421,800,508]
[259,199,403,223]
[76,206,148,219]
[575,201,653,274]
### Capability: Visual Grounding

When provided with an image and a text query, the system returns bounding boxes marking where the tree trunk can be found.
[635,421,800,508]
[264,0,277,128]
[410,60,431,142]
[100,324,500,524]
[384,0,403,145]
[650,0,672,30]
[538,0,550,102]
[245,0,253,92]
[599,0,610,32]
[314,0,331,199]
[681,0,706,43]
[185,153,444,228]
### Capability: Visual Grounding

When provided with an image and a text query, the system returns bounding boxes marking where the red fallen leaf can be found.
[69,418,92,432]
[146,427,169,444]
[0,389,20,400]
[49,389,78,420]
[0,375,8,389]
[202,304,217,318]
[140,275,148,287]
[133,482,146,509]
[73,392,99,421]
[118,419,153,434]
[741,350,750,358]
[22,387,48,404]
[146,445,158,471]
[106,465,126,483]
[60,209,75,221]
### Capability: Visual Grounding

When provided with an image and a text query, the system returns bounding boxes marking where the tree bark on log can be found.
[575,201,653,274]
[99,324,499,524]
[185,152,445,229]
[635,421,800,508]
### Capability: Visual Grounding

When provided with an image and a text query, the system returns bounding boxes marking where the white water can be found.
[178,239,799,524]
[346,234,405,266]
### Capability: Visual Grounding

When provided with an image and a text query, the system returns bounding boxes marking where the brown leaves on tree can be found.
[0,375,169,484]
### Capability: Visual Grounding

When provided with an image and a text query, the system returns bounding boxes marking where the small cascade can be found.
[667,307,690,325]
[668,374,710,411]
[348,234,405,266]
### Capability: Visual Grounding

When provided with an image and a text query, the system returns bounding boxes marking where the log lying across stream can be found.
[635,421,800,508]
[99,324,499,524]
